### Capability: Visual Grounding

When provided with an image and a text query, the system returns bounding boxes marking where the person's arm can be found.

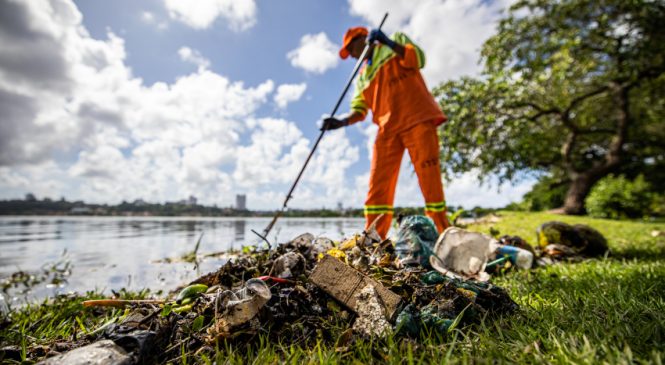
[390,43,406,58]
[370,30,424,69]
[346,111,365,125]
[393,32,425,69]
[320,111,365,131]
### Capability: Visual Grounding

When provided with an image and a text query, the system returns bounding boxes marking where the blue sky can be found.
[0,0,534,210]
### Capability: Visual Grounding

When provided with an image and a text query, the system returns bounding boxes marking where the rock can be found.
[290,233,315,249]
[272,252,306,279]
[210,278,272,336]
[536,221,608,257]
[307,237,334,261]
[573,224,609,256]
[37,340,132,365]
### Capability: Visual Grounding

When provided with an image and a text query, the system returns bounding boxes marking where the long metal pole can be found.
[252,13,389,245]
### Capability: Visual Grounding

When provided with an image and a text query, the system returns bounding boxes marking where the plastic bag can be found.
[394,215,439,267]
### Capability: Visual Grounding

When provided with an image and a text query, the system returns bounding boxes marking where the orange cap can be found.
[339,27,368,59]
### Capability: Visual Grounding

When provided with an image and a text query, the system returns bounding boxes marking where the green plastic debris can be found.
[420,271,449,285]
[420,304,454,334]
[175,284,208,304]
[395,304,420,337]
[395,302,455,338]
[394,215,439,267]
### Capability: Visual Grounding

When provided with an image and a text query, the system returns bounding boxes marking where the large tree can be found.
[434,0,665,214]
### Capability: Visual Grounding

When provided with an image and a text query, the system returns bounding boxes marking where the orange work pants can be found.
[364,121,450,239]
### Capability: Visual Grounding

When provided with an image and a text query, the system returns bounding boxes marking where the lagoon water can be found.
[0,216,365,306]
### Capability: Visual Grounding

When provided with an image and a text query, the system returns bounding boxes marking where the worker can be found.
[322,27,451,239]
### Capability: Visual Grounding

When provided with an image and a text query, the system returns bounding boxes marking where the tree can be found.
[434,0,665,214]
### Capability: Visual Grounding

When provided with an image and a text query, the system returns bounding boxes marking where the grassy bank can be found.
[1,212,664,364]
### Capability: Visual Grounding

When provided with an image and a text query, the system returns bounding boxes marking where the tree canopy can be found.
[434,0,665,214]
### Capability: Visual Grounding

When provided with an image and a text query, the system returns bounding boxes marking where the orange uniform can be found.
[347,31,450,238]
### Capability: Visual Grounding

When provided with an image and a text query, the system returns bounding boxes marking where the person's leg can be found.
[365,131,404,239]
[402,122,451,233]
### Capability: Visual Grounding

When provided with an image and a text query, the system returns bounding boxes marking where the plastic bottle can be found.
[495,245,534,269]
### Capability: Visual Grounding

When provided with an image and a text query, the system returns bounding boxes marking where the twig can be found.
[82,299,165,308]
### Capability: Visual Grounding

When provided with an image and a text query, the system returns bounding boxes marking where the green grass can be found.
[1,212,664,364]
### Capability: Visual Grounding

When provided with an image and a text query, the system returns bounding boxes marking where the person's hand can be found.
[320,117,348,131]
[368,29,396,48]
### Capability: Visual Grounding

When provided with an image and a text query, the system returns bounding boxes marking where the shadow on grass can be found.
[610,244,665,262]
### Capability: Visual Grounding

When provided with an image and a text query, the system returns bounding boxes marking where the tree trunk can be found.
[563,173,599,215]
[561,83,630,215]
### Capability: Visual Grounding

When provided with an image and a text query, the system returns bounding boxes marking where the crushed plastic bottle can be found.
[495,245,534,269]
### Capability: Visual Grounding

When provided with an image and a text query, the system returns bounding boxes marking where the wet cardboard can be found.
[309,255,402,321]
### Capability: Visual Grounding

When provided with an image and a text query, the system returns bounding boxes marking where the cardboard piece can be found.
[309,255,402,321]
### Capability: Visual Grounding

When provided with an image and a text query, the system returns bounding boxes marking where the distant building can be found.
[187,195,197,206]
[236,194,246,210]
[70,207,91,214]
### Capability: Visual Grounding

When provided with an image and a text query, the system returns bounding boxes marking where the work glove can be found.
[320,117,349,131]
[368,29,396,49]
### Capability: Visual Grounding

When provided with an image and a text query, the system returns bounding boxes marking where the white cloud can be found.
[233,118,311,188]
[0,0,532,212]
[287,33,340,74]
[178,46,210,70]
[141,11,155,23]
[445,172,535,209]
[0,0,286,208]
[0,0,356,209]
[164,0,257,31]
[274,83,307,109]
[347,0,514,85]
[141,11,168,30]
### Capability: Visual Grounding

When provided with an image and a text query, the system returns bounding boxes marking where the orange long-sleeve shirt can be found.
[349,32,447,134]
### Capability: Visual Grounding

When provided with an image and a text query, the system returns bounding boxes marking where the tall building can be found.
[236,194,247,210]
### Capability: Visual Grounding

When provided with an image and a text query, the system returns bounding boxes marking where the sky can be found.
[0,0,535,210]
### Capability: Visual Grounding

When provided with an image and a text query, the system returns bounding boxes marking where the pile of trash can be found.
[29,216,608,364]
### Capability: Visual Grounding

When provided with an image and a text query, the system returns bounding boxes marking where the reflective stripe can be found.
[364,204,394,215]
[394,32,425,68]
[359,44,396,89]
[356,32,425,94]
[425,201,446,212]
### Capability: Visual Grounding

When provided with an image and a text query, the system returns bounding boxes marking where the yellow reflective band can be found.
[425,201,446,212]
[364,205,394,215]
[364,210,393,215]
[365,204,393,209]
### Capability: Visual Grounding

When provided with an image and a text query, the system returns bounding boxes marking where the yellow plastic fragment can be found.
[456,288,477,301]
[339,235,359,251]
[326,248,346,259]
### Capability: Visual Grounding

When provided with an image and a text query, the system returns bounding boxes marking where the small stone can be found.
[37,340,132,365]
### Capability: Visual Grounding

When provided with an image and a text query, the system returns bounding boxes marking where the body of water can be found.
[0,216,365,306]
